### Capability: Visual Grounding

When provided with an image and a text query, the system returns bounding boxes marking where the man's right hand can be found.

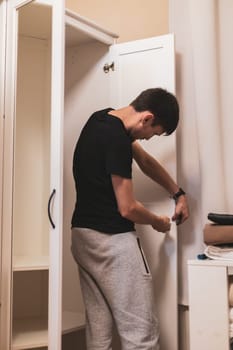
[152,215,171,233]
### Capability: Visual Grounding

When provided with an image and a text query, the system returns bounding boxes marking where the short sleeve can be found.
[105,132,132,179]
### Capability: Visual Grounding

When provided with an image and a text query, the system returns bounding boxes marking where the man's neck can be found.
[108,106,140,130]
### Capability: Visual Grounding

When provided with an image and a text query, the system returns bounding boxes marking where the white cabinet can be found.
[0,1,178,349]
[188,259,233,350]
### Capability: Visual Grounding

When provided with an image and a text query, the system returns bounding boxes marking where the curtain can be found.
[169,0,233,304]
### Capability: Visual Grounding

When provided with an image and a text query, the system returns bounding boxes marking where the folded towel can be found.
[229,307,233,321]
[204,224,233,245]
[230,323,233,338]
[230,281,233,307]
[204,245,233,261]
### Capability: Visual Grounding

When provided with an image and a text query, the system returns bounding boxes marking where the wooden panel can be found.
[13,36,50,260]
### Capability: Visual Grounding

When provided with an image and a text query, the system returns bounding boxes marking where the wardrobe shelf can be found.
[62,311,85,334]
[12,317,48,350]
[13,255,49,271]
[12,311,85,349]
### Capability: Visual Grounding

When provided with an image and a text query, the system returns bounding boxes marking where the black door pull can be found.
[48,189,56,229]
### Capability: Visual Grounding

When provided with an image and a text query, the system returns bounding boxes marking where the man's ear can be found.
[143,112,154,125]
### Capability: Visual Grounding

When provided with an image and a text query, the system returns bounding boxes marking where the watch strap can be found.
[173,188,186,202]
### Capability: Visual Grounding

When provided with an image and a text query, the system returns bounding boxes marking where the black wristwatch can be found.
[172,188,186,202]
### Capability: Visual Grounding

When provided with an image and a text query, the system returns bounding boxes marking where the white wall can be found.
[65,0,169,42]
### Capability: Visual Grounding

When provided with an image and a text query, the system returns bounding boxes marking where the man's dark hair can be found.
[130,88,179,135]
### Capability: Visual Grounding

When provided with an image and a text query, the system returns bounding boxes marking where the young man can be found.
[71,88,189,350]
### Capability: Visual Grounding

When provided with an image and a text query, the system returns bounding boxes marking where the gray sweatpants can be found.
[71,228,160,350]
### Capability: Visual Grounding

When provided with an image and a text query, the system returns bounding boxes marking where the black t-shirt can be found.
[71,108,135,233]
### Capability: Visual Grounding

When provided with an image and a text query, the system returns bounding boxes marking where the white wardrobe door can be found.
[109,34,178,350]
[0,0,7,344]
[48,0,65,349]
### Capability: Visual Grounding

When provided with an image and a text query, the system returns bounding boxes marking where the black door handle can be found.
[48,189,56,229]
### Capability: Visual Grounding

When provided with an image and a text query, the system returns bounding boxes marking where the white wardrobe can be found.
[0,1,178,349]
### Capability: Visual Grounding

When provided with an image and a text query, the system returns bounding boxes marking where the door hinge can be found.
[103,62,115,73]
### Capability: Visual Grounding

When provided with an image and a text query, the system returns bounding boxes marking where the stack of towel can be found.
[229,280,233,344]
[204,244,233,261]
[203,214,233,346]
[203,213,233,260]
